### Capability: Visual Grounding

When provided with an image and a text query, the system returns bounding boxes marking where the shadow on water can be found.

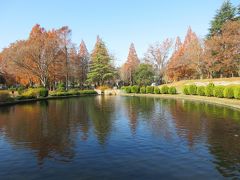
[0,96,240,178]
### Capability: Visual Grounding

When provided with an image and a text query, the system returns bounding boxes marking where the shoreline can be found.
[120,93,240,110]
[0,94,98,107]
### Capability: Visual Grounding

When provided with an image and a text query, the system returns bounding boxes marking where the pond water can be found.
[0,96,240,179]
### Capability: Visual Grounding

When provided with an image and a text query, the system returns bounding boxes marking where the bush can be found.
[57,83,65,92]
[234,87,240,99]
[168,86,177,94]
[131,85,140,93]
[39,88,49,97]
[125,86,131,93]
[160,85,169,94]
[205,83,215,97]
[21,88,39,98]
[146,86,154,94]
[182,85,189,95]
[213,86,225,98]
[140,87,146,94]
[223,86,234,99]
[97,85,110,91]
[197,86,205,96]
[80,90,97,94]
[188,84,197,95]
[154,86,160,94]
[17,86,25,95]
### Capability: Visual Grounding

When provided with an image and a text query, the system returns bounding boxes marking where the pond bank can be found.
[0,94,98,107]
[121,93,240,110]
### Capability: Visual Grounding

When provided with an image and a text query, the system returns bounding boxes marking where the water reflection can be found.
[0,96,240,178]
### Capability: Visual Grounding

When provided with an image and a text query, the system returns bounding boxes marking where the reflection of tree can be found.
[0,99,90,165]
[86,96,115,145]
[169,99,240,177]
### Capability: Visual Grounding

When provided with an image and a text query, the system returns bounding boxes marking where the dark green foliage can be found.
[57,83,65,92]
[197,86,205,96]
[182,86,189,95]
[79,90,97,94]
[154,86,160,94]
[168,86,177,94]
[133,64,154,86]
[223,86,234,98]
[188,84,197,95]
[213,86,225,98]
[146,86,154,94]
[39,88,49,97]
[234,86,240,99]
[140,87,146,94]
[205,83,215,97]
[160,85,169,94]
[131,85,140,93]
[125,86,131,93]
[208,0,236,37]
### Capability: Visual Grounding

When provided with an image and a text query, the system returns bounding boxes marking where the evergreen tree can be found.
[78,40,89,86]
[208,0,236,38]
[87,36,115,86]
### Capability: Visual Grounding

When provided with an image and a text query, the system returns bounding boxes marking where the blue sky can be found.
[0,0,239,66]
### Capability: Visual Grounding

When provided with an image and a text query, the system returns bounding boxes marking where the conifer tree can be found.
[87,36,115,86]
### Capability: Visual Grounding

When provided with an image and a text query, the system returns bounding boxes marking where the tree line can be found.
[0,0,240,88]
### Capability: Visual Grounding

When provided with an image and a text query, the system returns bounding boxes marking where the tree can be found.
[144,38,172,83]
[121,43,140,85]
[208,0,236,38]
[133,64,154,86]
[87,36,115,86]
[78,40,89,87]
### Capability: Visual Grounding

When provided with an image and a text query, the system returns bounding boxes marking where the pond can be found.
[0,96,240,179]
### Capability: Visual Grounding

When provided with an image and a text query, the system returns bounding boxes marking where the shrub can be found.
[97,85,110,91]
[17,86,25,95]
[223,86,234,99]
[80,90,97,94]
[182,85,189,95]
[188,84,197,95]
[131,85,140,93]
[168,86,177,94]
[160,85,169,94]
[121,86,126,91]
[154,86,160,94]
[21,88,38,98]
[57,83,65,92]
[125,86,131,93]
[213,86,225,98]
[39,88,49,97]
[146,86,154,94]
[140,87,146,94]
[234,87,240,99]
[197,86,205,96]
[205,83,215,97]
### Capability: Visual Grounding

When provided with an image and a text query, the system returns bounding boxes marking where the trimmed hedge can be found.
[168,87,177,94]
[39,88,49,97]
[131,85,140,93]
[197,86,205,96]
[125,86,131,93]
[154,86,160,94]
[188,84,197,95]
[146,86,154,94]
[205,83,215,97]
[213,86,225,98]
[140,87,146,94]
[160,85,169,94]
[223,86,234,99]
[183,86,189,95]
[234,87,240,99]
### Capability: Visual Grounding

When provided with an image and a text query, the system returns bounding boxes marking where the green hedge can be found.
[39,88,49,97]
[154,86,160,94]
[205,83,215,97]
[140,87,146,94]
[213,86,225,98]
[131,85,140,93]
[197,86,205,96]
[125,86,131,93]
[188,84,197,95]
[223,86,234,99]
[146,86,154,94]
[160,85,169,94]
[168,87,177,94]
[234,87,240,99]
[183,86,189,95]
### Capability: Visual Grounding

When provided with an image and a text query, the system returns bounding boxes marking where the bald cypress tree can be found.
[87,36,115,86]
